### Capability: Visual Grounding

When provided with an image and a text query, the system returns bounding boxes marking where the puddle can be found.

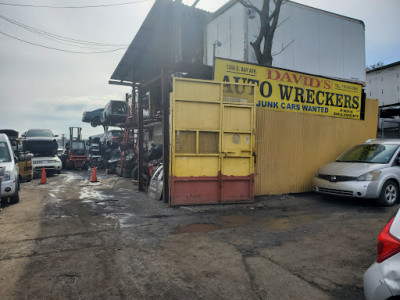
[173,214,320,235]
[263,215,320,231]
[173,215,253,234]
[173,223,222,234]
[79,186,114,202]
[104,213,136,228]
[220,215,253,226]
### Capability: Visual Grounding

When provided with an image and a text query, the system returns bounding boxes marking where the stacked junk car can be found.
[80,97,163,198]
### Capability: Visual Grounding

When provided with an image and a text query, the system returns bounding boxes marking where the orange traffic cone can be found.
[90,166,98,183]
[40,167,47,184]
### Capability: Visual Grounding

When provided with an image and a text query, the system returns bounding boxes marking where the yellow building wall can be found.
[254,98,379,195]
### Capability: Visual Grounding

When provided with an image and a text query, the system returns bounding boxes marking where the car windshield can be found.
[110,151,120,160]
[111,131,122,137]
[336,144,399,164]
[112,102,126,114]
[71,141,86,150]
[0,142,11,163]
[26,129,53,137]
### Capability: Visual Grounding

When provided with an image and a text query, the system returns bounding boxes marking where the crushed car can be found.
[22,129,62,176]
[82,108,104,127]
[101,100,128,126]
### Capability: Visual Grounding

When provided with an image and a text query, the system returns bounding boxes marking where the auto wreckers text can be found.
[214,58,363,120]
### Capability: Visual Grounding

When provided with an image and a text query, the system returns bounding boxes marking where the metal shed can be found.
[110,0,212,203]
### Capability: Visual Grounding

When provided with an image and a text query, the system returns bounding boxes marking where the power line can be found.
[0,29,127,53]
[0,14,129,48]
[0,0,149,9]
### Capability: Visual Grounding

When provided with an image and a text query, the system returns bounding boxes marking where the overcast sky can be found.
[1,0,399,139]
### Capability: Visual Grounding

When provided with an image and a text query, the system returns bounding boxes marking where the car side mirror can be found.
[396,157,400,166]
[14,156,18,163]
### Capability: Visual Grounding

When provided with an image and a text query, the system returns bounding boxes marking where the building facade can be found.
[366,61,400,106]
[206,0,366,84]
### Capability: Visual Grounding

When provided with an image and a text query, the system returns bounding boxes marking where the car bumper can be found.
[32,161,62,174]
[0,178,16,198]
[312,177,381,198]
[364,262,393,300]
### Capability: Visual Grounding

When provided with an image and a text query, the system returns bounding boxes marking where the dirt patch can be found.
[173,223,221,234]
[220,214,253,226]
[263,214,321,231]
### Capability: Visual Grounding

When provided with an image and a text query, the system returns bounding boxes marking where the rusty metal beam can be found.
[161,68,170,204]
[108,80,134,87]
[138,86,145,191]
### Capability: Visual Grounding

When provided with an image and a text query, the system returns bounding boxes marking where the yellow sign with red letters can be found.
[214,58,363,119]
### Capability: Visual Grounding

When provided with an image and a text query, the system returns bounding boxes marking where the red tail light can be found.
[377,217,400,263]
[148,164,154,177]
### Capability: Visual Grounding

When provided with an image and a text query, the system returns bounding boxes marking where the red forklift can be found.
[63,127,89,170]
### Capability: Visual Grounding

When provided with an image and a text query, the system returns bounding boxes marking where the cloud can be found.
[55,104,85,111]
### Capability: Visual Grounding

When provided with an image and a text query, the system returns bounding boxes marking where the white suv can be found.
[0,134,20,203]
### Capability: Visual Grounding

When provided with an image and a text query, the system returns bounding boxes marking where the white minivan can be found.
[0,133,20,203]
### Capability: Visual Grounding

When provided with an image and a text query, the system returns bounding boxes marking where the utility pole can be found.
[174,0,182,63]
[61,134,65,149]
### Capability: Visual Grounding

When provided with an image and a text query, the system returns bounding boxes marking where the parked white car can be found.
[364,206,400,299]
[0,133,20,203]
[313,139,400,206]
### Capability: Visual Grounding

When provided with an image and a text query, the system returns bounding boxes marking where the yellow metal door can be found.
[220,83,255,203]
[221,104,255,202]
[170,78,255,206]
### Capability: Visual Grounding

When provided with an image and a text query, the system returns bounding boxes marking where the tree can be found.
[366,61,384,71]
[238,0,284,66]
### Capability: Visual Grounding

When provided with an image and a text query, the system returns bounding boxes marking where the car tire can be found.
[132,166,138,180]
[10,180,20,204]
[378,180,399,207]
[116,162,122,177]
[91,117,100,127]
[131,167,149,186]
[123,167,133,178]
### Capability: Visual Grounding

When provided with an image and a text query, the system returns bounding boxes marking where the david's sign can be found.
[214,58,363,120]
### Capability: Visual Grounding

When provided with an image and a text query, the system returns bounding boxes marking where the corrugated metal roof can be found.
[110,0,211,85]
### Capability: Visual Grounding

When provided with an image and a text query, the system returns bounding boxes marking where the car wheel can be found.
[132,166,138,180]
[123,167,133,178]
[10,180,20,204]
[116,162,122,176]
[378,180,399,207]
[91,117,100,127]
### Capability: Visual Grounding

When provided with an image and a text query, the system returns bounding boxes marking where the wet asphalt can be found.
[0,169,395,299]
